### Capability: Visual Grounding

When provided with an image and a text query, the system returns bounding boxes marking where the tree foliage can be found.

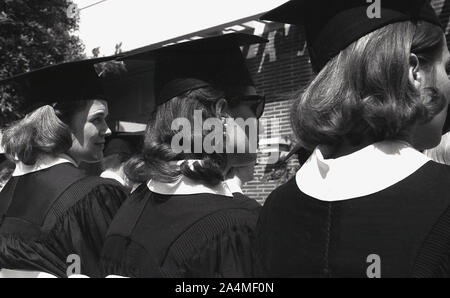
[0,0,85,126]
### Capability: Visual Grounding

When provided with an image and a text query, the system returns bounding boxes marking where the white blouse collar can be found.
[12,154,78,177]
[147,159,234,197]
[296,141,431,202]
[147,177,234,197]
[100,170,126,187]
[224,176,244,194]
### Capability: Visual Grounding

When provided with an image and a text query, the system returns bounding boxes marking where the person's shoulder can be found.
[229,192,261,211]
[273,177,299,195]
[167,199,260,257]
[42,172,128,229]
[189,192,261,219]
[84,176,128,197]
[208,201,260,223]
[263,177,300,207]
[58,174,127,205]
[36,163,122,201]
[423,160,450,176]
[33,163,86,187]
[184,196,260,238]
[401,161,450,193]
[105,184,151,238]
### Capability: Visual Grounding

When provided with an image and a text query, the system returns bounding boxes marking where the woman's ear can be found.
[409,54,422,89]
[214,98,228,117]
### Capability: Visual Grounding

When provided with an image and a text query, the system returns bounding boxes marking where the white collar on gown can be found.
[100,170,127,187]
[296,141,431,202]
[147,160,240,197]
[12,154,78,177]
[147,177,235,197]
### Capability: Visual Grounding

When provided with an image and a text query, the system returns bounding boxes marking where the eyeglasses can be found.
[228,95,266,119]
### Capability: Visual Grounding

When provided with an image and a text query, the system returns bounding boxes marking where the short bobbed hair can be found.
[1,101,89,165]
[292,21,447,151]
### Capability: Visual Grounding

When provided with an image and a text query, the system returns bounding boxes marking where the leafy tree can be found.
[0,0,85,126]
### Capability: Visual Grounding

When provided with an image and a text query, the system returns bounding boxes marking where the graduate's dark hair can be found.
[125,87,228,186]
[292,21,447,151]
[1,105,73,165]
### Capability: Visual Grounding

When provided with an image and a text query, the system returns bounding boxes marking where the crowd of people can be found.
[2,0,450,278]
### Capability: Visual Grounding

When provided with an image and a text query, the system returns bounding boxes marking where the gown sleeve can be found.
[412,204,450,277]
[44,180,127,277]
[100,235,149,278]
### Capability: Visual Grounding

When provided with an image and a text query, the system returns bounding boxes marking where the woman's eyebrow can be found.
[89,110,107,118]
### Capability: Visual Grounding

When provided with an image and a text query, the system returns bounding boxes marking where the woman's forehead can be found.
[88,99,108,114]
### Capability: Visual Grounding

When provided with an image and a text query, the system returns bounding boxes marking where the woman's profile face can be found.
[225,100,259,169]
[412,37,450,151]
[67,99,111,163]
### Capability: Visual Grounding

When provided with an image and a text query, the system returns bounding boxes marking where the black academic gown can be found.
[257,161,450,277]
[0,163,127,277]
[100,184,261,278]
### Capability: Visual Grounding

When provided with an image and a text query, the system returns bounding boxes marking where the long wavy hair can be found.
[125,87,229,187]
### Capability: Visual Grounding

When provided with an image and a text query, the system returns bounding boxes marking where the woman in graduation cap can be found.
[257,0,450,277]
[0,58,128,278]
[100,33,266,278]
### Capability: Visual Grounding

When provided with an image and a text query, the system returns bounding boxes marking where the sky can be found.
[72,0,288,57]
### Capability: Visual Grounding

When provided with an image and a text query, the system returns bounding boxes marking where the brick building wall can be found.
[242,22,312,203]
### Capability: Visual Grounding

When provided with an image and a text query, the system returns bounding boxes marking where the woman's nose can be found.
[105,126,112,137]
[102,122,112,137]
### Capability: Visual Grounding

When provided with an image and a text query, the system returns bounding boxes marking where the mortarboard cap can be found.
[0,56,118,105]
[261,0,443,72]
[104,131,144,157]
[124,33,267,106]
[101,59,155,124]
